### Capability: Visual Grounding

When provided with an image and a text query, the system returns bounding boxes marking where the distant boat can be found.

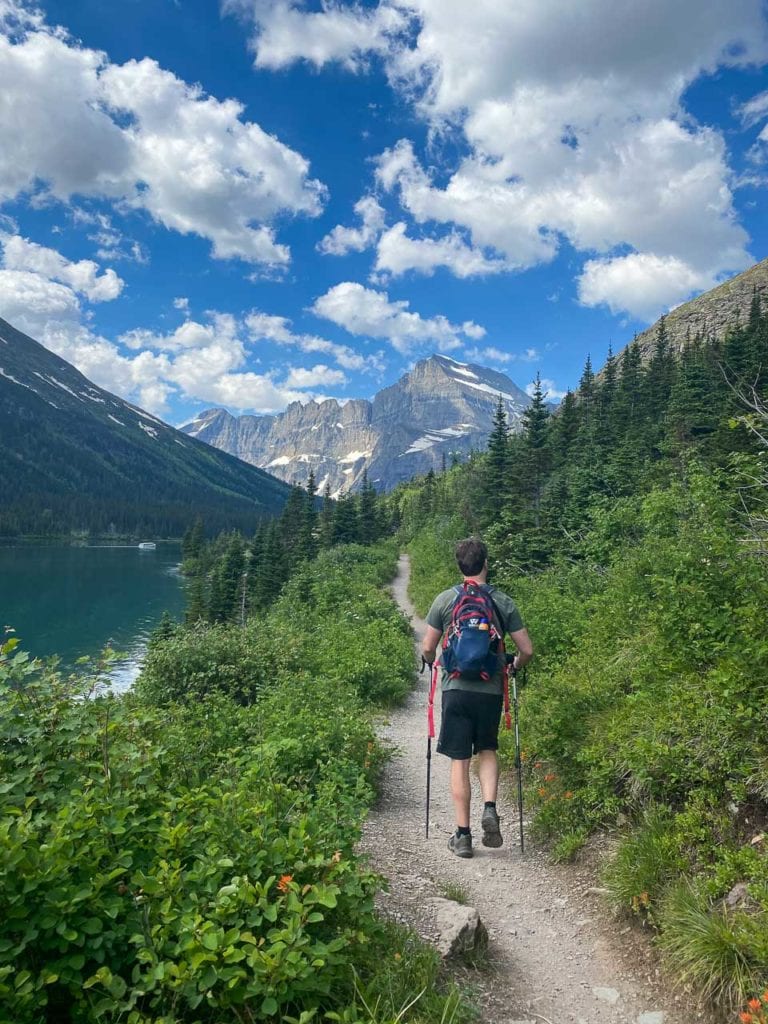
[138,542,157,550]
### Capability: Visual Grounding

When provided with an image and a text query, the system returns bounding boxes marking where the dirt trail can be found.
[360,554,688,1024]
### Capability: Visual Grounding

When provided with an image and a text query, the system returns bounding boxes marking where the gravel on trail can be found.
[359,554,692,1024]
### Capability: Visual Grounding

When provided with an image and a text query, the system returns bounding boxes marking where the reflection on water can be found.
[0,543,187,690]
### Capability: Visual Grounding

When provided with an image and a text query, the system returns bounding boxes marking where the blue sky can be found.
[1,0,768,425]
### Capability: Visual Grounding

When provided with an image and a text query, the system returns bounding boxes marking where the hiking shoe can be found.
[481,805,503,848]
[448,831,473,859]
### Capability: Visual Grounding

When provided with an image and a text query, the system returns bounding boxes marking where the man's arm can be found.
[509,627,533,672]
[421,624,442,666]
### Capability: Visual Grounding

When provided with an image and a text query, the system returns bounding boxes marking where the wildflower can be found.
[534,761,543,770]
[749,1000,762,1012]
[762,991,768,1003]
[544,773,556,783]
[564,791,574,799]
[277,874,293,893]
[394,952,401,961]
[740,1013,753,1023]
[537,787,547,798]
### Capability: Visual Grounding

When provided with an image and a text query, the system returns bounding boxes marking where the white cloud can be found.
[1,234,124,301]
[237,0,764,314]
[174,296,190,313]
[375,221,508,278]
[318,196,385,255]
[739,88,768,127]
[0,6,325,265]
[244,309,386,371]
[283,363,348,388]
[577,253,716,321]
[465,346,512,364]
[226,0,408,71]
[527,377,566,401]
[311,281,484,354]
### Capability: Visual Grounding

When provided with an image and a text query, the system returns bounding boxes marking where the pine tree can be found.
[319,480,335,549]
[332,493,360,544]
[519,373,551,529]
[358,470,378,545]
[481,396,511,518]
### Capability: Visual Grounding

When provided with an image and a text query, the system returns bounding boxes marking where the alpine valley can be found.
[0,316,291,537]
[181,354,532,495]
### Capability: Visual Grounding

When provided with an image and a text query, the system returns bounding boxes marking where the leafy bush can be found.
[0,544,465,1024]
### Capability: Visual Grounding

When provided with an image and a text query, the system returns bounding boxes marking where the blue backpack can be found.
[441,581,504,681]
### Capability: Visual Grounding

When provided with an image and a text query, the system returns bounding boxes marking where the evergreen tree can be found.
[332,494,360,545]
[481,397,511,518]
[519,373,551,529]
[358,470,379,545]
[319,480,335,549]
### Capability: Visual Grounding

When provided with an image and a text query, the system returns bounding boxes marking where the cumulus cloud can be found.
[235,0,765,315]
[311,281,484,354]
[244,309,386,371]
[577,253,717,321]
[374,222,507,278]
[318,196,386,256]
[2,234,124,301]
[283,363,348,388]
[0,4,325,265]
[225,0,409,71]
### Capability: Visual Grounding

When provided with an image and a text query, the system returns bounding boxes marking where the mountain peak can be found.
[183,353,531,496]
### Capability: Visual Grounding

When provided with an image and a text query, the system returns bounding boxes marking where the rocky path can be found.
[360,554,688,1024]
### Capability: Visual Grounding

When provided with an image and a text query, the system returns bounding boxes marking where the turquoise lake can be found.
[0,543,186,690]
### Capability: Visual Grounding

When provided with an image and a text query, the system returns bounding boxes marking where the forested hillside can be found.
[395,302,768,1011]
[0,317,292,538]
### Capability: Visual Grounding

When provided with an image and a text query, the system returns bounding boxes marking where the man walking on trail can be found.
[421,537,533,858]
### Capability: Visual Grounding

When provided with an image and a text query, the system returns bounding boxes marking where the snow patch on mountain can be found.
[339,450,371,463]
[139,422,159,439]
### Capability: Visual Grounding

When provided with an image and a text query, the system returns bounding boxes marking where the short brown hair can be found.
[455,537,488,576]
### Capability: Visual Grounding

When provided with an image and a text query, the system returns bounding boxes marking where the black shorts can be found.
[437,689,503,761]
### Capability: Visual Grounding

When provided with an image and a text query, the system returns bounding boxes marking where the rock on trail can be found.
[359,554,685,1024]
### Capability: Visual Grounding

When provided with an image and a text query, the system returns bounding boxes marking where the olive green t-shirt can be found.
[426,584,524,694]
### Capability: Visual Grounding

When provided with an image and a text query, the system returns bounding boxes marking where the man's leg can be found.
[450,757,472,828]
[477,749,499,804]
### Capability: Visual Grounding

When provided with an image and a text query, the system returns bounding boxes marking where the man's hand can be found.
[420,656,434,673]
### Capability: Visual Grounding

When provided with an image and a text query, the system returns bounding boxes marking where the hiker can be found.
[421,536,533,858]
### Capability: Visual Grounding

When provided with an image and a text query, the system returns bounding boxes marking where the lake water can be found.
[0,543,186,690]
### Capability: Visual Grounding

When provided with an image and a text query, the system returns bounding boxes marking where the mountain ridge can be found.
[182,354,532,495]
[0,316,292,537]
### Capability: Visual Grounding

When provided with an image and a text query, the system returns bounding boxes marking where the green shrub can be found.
[657,881,768,1009]
[603,807,686,919]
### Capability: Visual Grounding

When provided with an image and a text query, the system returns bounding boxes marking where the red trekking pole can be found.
[423,657,438,838]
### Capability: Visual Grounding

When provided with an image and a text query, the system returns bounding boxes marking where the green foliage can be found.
[657,881,768,1008]
[603,808,686,919]
[0,544,466,1024]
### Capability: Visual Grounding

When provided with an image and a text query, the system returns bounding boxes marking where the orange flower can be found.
[564,791,574,799]
[277,874,293,893]
[749,1000,762,1012]
[762,992,768,1003]
[740,1013,753,1023]
[537,787,547,798]
[534,761,543,770]
[544,773,557,782]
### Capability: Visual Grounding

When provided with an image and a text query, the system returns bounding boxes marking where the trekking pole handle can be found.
[420,656,433,674]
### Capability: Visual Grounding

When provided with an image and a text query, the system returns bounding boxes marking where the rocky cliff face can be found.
[628,257,768,360]
[182,355,531,495]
